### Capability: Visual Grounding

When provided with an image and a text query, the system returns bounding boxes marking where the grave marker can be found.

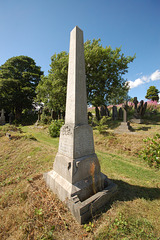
[44,26,117,224]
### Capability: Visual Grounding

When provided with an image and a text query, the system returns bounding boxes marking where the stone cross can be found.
[133,97,138,110]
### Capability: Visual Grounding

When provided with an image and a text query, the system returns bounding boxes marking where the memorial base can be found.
[130,118,143,124]
[43,172,117,224]
[114,122,131,133]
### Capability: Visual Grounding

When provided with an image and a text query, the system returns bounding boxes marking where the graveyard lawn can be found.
[0,123,160,240]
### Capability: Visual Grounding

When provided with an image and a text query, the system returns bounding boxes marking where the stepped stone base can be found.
[130,118,143,124]
[44,171,117,224]
[114,122,131,133]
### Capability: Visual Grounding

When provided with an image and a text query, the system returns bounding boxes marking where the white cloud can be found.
[128,69,160,89]
[150,70,160,81]
[128,78,143,88]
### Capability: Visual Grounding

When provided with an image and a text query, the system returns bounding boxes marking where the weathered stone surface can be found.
[131,98,147,123]
[0,109,6,125]
[66,176,117,224]
[118,107,123,120]
[65,26,88,126]
[112,106,117,120]
[130,118,144,124]
[44,26,117,224]
[114,121,131,133]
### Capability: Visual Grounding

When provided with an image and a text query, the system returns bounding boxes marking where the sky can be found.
[0,0,160,102]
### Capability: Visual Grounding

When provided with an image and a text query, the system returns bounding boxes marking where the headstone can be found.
[0,109,6,125]
[115,101,131,133]
[100,105,106,117]
[122,101,128,122]
[131,99,147,124]
[141,102,147,116]
[95,106,100,120]
[105,106,110,117]
[112,106,117,120]
[133,97,138,110]
[8,112,14,124]
[118,107,123,120]
[44,26,117,224]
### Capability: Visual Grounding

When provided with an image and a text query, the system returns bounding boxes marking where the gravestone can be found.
[115,101,131,133]
[133,97,138,110]
[112,106,117,120]
[105,106,110,117]
[8,112,14,124]
[44,26,117,224]
[123,101,128,122]
[118,107,123,120]
[100,105,106,117]
[0,109,6,125]
[131,98,147,123]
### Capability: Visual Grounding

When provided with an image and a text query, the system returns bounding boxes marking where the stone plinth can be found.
[130,118,143,124]
[44,26,117,223]
[114,122,131,133]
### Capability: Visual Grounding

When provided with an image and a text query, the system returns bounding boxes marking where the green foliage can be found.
[48,120,64,138]
[22,133,37,141]
[36,39,135,111]
[34,208,43,216]
[97,213,157,240]
[40,112,52,125]
[36,52,68,113]
[84,222,94,232]
[145,86,159,102]
[0,56,43,120]
[93,116,108,133]
[85,39,135,106]
[140,134,160,168]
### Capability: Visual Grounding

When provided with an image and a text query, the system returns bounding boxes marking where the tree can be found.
[0,56,43,120]
[36,39,135,115]
[145,86,159,102]
[84,39,135,107]
[36,51,68,116]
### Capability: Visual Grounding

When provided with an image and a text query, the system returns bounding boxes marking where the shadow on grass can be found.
[132,126,152,132]
[112,179,160,202]
[91,179,160,222]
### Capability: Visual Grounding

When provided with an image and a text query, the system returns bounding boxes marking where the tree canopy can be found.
[0,56,43,120]
[36,51,68,113]
[36,39,135,112]
[145,86,159,102]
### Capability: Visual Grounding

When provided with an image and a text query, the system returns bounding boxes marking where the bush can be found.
[48,120,64,138]
[40,113,52,125]
[140,134,160,168]
[146,101,158,113]
[93,116,108,133]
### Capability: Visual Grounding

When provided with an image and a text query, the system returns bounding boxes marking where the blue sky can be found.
[0,0,160,102]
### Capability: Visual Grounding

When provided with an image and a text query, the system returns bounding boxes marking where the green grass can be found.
[22,125,59,147]
[0,123,160,239]
[97,151,160,187]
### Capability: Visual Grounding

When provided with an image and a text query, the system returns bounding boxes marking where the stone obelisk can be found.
[44,26,117,223]
[44,26,104,201]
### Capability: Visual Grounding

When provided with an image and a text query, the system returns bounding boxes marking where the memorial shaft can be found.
[65,26,88,126]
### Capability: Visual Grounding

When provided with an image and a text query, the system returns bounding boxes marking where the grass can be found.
[0,120,160,239]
